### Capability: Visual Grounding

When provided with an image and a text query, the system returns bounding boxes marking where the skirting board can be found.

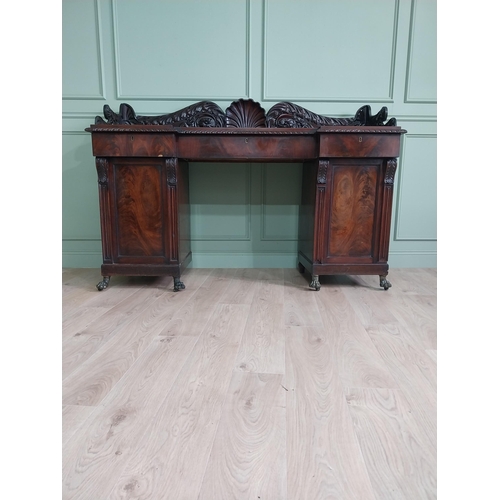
[63,251,436,269]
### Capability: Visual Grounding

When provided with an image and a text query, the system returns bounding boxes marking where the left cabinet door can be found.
[107,158,172,265]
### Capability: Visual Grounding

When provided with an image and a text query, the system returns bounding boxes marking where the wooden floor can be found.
[62,267,437,500]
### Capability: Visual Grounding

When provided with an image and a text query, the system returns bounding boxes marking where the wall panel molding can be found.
[63,112,101,119]
[62,131,89,136]
[260,164,301,241]
[404,0,437,104]
[262,0,399,103]
[63,238,101,242]
[112,0,251,101]
[190,164,252,241]
[62,0,106,101]
[388,249,436,268]
[191,252,297,269]
[394,133,437,241]
[397,115,437,122]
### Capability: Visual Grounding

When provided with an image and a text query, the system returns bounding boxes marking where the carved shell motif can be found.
[225,99,266,128]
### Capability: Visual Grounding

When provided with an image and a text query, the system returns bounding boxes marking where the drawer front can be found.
[319,133,400,158]
[92,133,176,157]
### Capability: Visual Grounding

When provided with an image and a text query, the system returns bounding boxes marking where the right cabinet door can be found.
[322,158,385,265]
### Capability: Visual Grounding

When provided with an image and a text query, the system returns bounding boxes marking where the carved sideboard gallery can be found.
[86,99,406,292]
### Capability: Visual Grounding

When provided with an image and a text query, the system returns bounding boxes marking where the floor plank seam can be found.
[194,304,252,499]
[342,391,380,500]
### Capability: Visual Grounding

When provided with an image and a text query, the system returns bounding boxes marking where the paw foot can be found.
[309,275,321,291]
[96,276,110,291]
[173,277,185,292]
[379,276,392,290]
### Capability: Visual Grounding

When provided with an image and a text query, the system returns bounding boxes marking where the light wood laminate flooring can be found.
[62,267,437,499]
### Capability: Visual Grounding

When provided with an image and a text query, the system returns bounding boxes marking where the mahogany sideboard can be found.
[86,99,406,292]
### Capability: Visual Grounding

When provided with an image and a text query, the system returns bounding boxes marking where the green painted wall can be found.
[62,0,436,268]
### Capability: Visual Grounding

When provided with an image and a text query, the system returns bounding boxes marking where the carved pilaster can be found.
[96,157,108,188]
[384,159,398,186]
[313,185,327,265]
[379,158,398,262]
[95,157,112,262]
[166,158,177,186]
[165,158,179,262]
[317,160,329,184]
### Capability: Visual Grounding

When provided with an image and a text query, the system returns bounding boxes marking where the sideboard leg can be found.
[298,262,305,274]
[309,275,321,291]
[379,274,392,290]
[173,277,186,292]
[96,276,110,291]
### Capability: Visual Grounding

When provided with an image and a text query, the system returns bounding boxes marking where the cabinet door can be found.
[108,158,174,264]
[322,159,384,264]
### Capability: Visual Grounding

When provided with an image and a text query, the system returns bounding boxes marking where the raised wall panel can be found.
[263,0,398,102]
[261,164,302,241]
[62,133,101,240]
[62,0,105,100]
[394,135,437,241]
[189,163,251,241]
[405,0,437,103]
[112,0,250,100]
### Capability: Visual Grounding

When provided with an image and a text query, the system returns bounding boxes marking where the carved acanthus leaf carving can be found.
[384,159,398,185]
[317,160,329,184]
[266,102,397,128]
[166,158,177,186]
[225,99,266,128]
[95,101,226,127]
[96,157,108,187]
[94,100,399,129]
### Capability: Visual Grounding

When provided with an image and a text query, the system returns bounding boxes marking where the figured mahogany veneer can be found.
[87,99,406,292]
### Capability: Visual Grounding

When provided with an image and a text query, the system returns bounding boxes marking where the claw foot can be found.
[96,276,110,291]
[379,275,392,290]
[309,275,321,291]
[173,277,185,292]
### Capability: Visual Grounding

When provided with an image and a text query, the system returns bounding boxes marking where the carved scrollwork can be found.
[266,102,356,128]
[166,158,177,186]
[94,100,399,129]
[384,159,398,186]
[96,158,108,187]
[225,99,266,128]
[266,102,397,128]
[95,101,226,127]
[317,160,329,184]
